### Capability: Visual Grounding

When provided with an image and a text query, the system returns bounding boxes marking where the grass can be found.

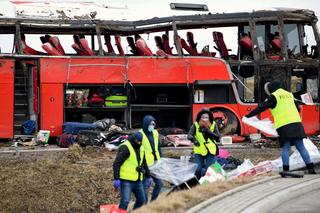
[134,176,270,213]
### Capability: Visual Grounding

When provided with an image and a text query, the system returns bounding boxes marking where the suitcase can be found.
[105,95,127,107]
[62,122,96,134]
[76,130,106,147]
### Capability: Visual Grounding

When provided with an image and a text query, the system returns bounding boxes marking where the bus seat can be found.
[155,36,165,52]
[49,36,65,55]
[179,37,198,56]
[162,34,172,55]
[20,34,37,55]
[212,31,230,59]
[114,36,125,56]
[79,36,94,56]
[127,37,139,55]
[187,31,198,53]
[104,34,115,55]
[42,43,63,55]
[272,37,281,50]
[156,49,170,57]
[136,38,153,56]
[240,35,252,51]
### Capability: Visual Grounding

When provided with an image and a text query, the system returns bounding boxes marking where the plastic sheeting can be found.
[271,138,320,171]
[242,116,278,137]
[149,158,197,186]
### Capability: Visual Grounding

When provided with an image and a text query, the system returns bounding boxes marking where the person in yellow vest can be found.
[245,81,316,175]
[113,131,151,210]
[188,109,220,179]
[140,115,163,202]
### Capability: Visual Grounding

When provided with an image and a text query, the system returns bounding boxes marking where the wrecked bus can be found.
[0,8,319,139]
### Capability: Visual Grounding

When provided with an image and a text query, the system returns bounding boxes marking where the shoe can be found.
[280,165,290,178]
[306,163,316,174]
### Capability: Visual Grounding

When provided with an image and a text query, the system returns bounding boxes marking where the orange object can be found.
[100,204,127,213]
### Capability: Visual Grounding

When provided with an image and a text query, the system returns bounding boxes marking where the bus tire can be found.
[210,108,239,136]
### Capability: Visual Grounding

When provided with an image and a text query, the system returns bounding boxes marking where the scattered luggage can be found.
[63,122,96,135]
[76,130,106,147]
[57,133,76,148]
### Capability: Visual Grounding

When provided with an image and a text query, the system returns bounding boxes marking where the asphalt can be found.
[187,174,320,213]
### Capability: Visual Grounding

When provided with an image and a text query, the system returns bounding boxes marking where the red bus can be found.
[0,7,319,139]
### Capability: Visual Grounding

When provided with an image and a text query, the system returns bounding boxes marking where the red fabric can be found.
[104,35,115,54]
[272,37,281,49]
[240,35,252,50]
[156,49,170,57]
[180,37,198,56]
[71,43,88,56]
[115,36,125,56]
[49,37,65,55]
[42,43,62,56]
[162,34,172,55]
[79,38,94,56]
[136,38,153,56]
[213,31,229,58]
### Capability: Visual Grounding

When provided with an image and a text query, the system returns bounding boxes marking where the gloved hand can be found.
[113,179,121,190]
[193,139,200,147]
[200,127,209,133]
[146,178,152,187]
[136,166,146,174]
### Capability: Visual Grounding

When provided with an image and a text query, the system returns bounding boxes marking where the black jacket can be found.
[113,138,150,181]
[246,82,306,143]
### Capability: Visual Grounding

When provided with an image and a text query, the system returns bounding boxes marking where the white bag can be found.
[242,116,278,137]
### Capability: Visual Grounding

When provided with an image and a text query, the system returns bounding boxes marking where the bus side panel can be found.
[300,105,320,135]
[40,83,63,137]
[0,59,14,138]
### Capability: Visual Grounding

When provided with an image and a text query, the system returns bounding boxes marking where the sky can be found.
[0,0,319,54]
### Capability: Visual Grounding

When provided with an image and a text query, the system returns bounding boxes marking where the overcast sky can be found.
[0,0,319,54]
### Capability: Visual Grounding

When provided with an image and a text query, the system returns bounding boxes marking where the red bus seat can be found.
[156,49,170,57]
[187,31,198,53]
[115,36,125,56]
[162,34,172,55]
[49,36,65,55]
[272,37,281,50]
[42,43,63,56]
[136,38,153,56]
[240,35,252,51]
[213,31,230,59]
[79,37,94,56]
[155,36,165,52]
[20,35,38,55]
[127,37,139,55]
[178,36,198,56]
[104,34,115,55]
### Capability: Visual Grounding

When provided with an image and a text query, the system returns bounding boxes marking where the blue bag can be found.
[22,120,36,135]
[62,122,96,134]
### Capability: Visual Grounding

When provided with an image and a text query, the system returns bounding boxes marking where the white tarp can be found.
[242,116,278,137]
[149,158,197,186]
[271,138,320,171]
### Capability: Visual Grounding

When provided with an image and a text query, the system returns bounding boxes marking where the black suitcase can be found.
[76,130,106,147]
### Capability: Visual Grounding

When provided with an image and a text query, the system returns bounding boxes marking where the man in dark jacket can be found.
[113,131,151,210]
[140,115,163,202]
[188,109,220,179]
[245,81,316,175]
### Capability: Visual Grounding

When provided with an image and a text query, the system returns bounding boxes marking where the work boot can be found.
[306,163,316,174]
[280,165,290,178]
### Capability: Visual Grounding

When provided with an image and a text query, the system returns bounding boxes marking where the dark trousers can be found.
[194,153,217,179]
[119,180,145,210]
[143,176,163,202]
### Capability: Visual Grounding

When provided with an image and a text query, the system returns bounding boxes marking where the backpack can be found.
[57,133,76,148]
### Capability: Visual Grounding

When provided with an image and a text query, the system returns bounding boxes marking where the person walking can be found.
[140,115,163,202]
[245,81,316,175]
[113,131,150,211]
[188,109,220,179]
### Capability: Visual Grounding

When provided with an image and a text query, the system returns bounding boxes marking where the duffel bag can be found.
[63,122,96,134]
[57,133,76,148]
[76,130,106,147]
[105,95,127,107]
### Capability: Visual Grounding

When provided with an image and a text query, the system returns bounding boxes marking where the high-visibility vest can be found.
[140,129,160,166]
[119,141,145,181]
[271,88,301,129]
[194,122,218,156]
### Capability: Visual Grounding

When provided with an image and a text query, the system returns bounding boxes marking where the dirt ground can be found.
[0,143,281,212]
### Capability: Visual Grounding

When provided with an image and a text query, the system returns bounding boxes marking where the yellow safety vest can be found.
[119,141,145,181]
[194,122,218,156]
[271,88,301,129]
[140,129,160,166]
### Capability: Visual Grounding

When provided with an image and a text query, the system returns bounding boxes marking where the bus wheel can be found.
[211,108,239,135]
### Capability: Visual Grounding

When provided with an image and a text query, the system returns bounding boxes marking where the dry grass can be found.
[134,176,269,213]
[0,144,118,213]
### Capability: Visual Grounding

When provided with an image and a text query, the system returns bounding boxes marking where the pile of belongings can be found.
[162,134,193,147]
